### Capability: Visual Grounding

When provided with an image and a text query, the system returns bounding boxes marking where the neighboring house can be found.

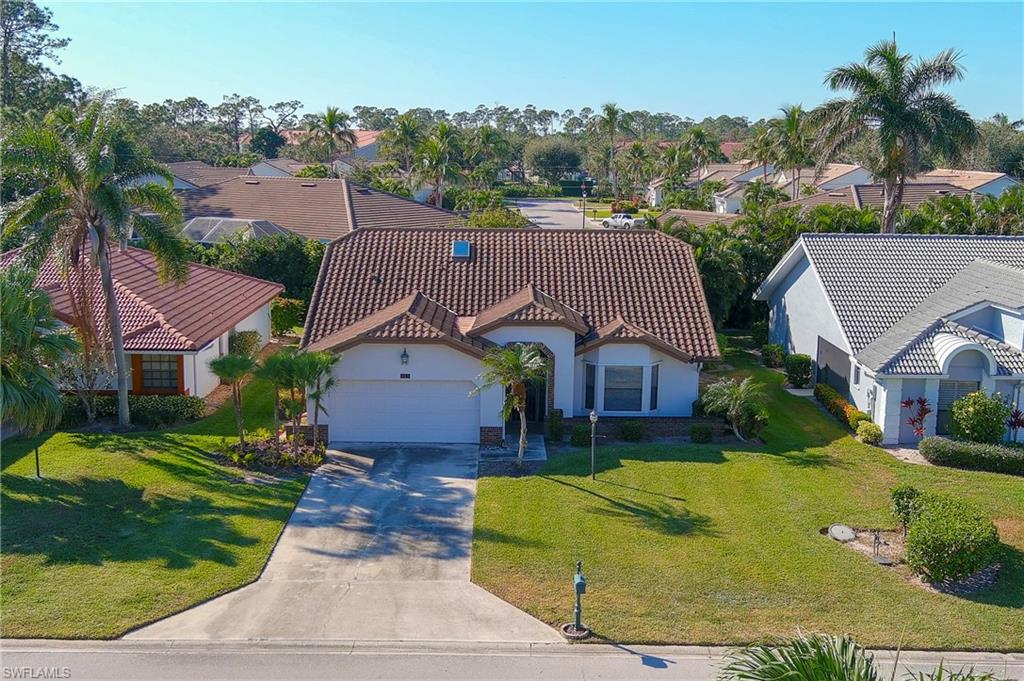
[248,157,312,177]
[131,161,247,190]
[686,163,750,188]
[754,234,1024,445]
[914,169,1020,197]
[658,209,740,228]
[301,229,720,444]
[714,164,871,214]
[180,217,293,245]
[0,246,282,398]
[334,130,384,174]
[179,176,460,243]
[778,183,971,211]
[720,141,745,160]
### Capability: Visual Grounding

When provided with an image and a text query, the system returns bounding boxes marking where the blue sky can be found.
[45,2,1023,121]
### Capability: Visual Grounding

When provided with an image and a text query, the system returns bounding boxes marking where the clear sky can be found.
[44,1,1023,121]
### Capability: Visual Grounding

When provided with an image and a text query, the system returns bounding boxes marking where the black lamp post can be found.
[581,184,588,229]
[589,409,598,480]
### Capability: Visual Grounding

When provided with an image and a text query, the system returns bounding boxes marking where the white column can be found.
[879,378,903,445]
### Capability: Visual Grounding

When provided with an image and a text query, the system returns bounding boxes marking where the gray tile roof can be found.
[856,259,1024,374]
[800,234,1024,353]
[882,320,1024,376]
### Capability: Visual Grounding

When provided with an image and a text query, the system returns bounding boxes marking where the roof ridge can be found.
[341,178,358,231]
[110,275,195,350]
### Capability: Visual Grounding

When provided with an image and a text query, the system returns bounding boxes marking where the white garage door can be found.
[329,380,480,443]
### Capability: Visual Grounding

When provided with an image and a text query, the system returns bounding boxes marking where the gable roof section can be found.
[165,161,248,188]
[254,157,310,175]
[468,284,588,336]
[796,234,1024,354]
[917,168,1018,191]
[659,209,739,227]
[577,316,692,361]
[180,176,459,241]
[780,183,969,210]
[302,229,719,361]
[857,260,1024,375]
[305,291,492,357]
[1,246,282,352]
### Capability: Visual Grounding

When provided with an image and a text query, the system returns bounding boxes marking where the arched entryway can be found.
[503,342,555,433]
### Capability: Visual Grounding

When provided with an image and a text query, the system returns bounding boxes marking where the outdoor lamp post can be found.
[589,410,598,480]
[581,184,588,229]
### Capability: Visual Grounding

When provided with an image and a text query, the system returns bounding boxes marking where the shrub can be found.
[751,320,768,347]
[761,343,784,368]
[499,183,562,198]
[857,421,883,446]
[229,330,263,358]
[702,377,768,441]
[814,383,869,430]
[465,206,532,229]
[60,393,205,429]
[690,423,712,443]
[918,436,1024,476]
[271,297,306,336]
[570,424,591,447]
[890,484,922,534]
[905,495,1000,583]
[610,200,638,214]
[949,391,1012,444]
[619,420,645,442]
[783,353,813,388]
[547,409,565,442]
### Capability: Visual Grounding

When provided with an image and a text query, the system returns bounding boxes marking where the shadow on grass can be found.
[962,544,1024,609]
[1,474,260,569]
[543,444,728,477]
[542,476,718,538]
[473,527,551,549]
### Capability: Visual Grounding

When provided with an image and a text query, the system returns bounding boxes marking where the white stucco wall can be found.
[482,326,576,415]
[766,252,850,358]
[249,162,292,177]
[848,361,877,413]
[233,302,273,345]
[975,176,1019,197]
[573,343,700,417]
[188,341,223,397]
[819,167,872,189]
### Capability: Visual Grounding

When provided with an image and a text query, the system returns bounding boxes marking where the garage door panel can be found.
[329,380,480,443]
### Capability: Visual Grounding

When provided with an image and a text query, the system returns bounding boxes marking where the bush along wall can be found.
[60,393,206,430]
[919,436,1024,477]
[814,383,871,430]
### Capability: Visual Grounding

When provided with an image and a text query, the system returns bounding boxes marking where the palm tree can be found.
[597,103,629,196]
[721,633,880,681]
[618,142,654,197]
[683,126,720,182]
[380,113,424,183]
[814,39,979,233]
[307,106,357,161]
[2,98,188,428]
[302,351,340,450]
[745,124,776,179]
[701,376,766,441]
[1,264,79,437]
[209,353,256,450]
[473,344,547,462]
[769,105,814,198]
[657,143,694,191]
[417,122,460,208]
[256,351,293,449]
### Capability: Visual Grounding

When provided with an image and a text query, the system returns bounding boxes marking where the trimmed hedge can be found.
[906,494,1001,583]
[619,420,645,442]
[690,423,712,443]
[547,408,565,442]
[919,436,1024,476]
[761,343,784,368]
[857,421,883,446]
[784,353,813,388]
[60,393,205,430]
[271,297,306,336]
[499,183,562,198]
[570,424,591,447]
[814,383,871,430]
[949,391,1012,445]
[229,330,263,358]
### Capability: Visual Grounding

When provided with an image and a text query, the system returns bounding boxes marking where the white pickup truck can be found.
[601,213,646,229]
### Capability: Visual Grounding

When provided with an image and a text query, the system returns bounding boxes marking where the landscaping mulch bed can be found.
[207,436,325,475]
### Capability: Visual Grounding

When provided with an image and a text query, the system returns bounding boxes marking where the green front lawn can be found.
[472,348,1024,650]
[1,377,308,639]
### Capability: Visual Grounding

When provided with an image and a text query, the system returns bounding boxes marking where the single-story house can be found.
[130,161,248,191]
[1,246,283,397]
[179,176,460,243]
[248,157,314,177]
[713,164,871,214]
[301,228,720,444]
[778,183,971,211]
[754,234,1024,444]
[915,169,1020,197]
[333,130,384,174]
[657,209,740,228]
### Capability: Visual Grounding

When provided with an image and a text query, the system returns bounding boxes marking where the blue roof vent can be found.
[451,239,472,260]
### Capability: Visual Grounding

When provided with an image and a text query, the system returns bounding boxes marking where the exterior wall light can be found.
[400,348,409,365]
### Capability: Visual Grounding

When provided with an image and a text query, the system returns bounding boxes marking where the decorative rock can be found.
[828,524,856,543]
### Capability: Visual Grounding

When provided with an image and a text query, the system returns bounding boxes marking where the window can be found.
[141,355,179,390]
[584,363,596,410]
[603,366,643,411]
[936,380,980,435]
[650,364,660,410]
[853,366,861,386]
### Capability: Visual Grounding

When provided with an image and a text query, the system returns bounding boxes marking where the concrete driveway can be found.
[127,445,560,642]
[512,198,602,230]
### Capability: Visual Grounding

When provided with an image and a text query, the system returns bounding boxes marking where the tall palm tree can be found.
[2,98,187,428]
[380,112,424,182]
[814,39,979,233]
[657,143,694,191]
[618,142,654,196]
[307,106,357,161]
[597,103,629,196]
[417,122,460,208]
[209,353,256,451]
[769,105,814,199]
[745,124,776,179]
[1,264,79,436]
[473,344,547,462]
[683,126,720,182]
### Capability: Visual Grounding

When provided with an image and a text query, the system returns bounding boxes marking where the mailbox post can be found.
[573,560,587,631]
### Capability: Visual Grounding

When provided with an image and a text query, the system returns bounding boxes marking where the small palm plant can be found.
[256,351,294,450]
[209,353,257,451]
[702,376,767,442]
[473,344,547,462]
[302,351,340,450]
[721,633,880,681]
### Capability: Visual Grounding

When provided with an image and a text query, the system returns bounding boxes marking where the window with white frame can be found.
[584,363,596,410]
[650,364,660,410]
[603,366,643,411]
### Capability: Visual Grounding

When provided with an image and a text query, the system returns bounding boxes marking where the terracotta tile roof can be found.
[165,161,248,188]
[577,315,694,361]
[720,141,744,159]
[179,176,460,242]
[1,246,282,352]
[658,209,739,227]
[686,164,748,186]
[468,284,588,336]
[302,228,719,361]
[352,130,382,148]
[917,168,1017,191]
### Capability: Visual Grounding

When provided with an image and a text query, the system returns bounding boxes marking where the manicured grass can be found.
[472,348,1024,650]
[0,377,307,639]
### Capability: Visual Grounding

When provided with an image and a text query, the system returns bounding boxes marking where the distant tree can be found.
[216,152,260,167]
[264,100,302,134]
[740,179,791,213]
[659,219,745,326]
[464,206,532,229]
[380,112,424,185]
[523,136,581,185]
[306,106,357,160]
[294,163,334,178]
[186,233,324,303]
[743,124,775,179]
[249,126,286,158]
[597,103,629,195]
[0,0,70,107]
[814,39,979,233]
[416,122,461,208]
[769,105,814,198]
[346,160,411,197]
[656,143,695,192]
[683,126,720,181]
